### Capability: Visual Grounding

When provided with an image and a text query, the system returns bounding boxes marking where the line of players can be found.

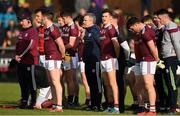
[18,7,126,113]
[15,6,180,114]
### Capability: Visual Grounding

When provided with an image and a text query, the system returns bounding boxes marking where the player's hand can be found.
[64,53,71,62]
[15,55,21,62]
[156,60,165,69]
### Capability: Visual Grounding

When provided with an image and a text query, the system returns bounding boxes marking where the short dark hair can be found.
[41,8,54,20]
[60,9,73,18]
[141,15,153,23]
[155,9,170,16]
[34,6,45,14]
[126,17,140,29]
[18,12,32,22]
[112,12,119,19]
[74,16,84,26]
[102,9,112,16]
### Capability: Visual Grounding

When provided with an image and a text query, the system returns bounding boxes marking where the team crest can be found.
[25,33,28,37]
[88,33,92,37]
[50,26,54,32]
[71,24,75,29]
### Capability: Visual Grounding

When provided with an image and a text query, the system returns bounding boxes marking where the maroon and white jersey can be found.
[16,27,38,65]
[138,25,156,61]
[61,22,79,56]
[61,24,69,45]
[44,24,62,60]
[100,24,118,60]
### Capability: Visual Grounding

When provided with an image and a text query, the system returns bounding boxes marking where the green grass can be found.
[0,82,179,115]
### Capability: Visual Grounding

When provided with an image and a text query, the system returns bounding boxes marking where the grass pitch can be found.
[0,82,179,115]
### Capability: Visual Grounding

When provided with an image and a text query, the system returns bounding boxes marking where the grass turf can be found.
[0,82,179,115]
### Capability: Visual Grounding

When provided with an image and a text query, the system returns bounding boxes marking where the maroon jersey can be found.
[139,25,156,61]
[133,34,142,62]
[61,22,79,56]
[100,24,118,60]
[61,24,69,45]
[16,27,38,65]
[44,24,62,60]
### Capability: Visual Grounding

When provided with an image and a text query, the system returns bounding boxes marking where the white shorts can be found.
[140,61,157,75]
[39,55,46,67]
[45,60,62,71]
[78,61,85,73]
[36,86,52,106]
[100,58,119,72]
[63,56,78,71]
[134,63,141,76]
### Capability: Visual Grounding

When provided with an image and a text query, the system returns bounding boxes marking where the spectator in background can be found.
[74,7,87,24]
[75,0,90,14]
[112,7,126,39]
[1,20,19,54]
[14,0,31,17]
[0,0,12,13]
[88,1,102,25]
[43,0,54,12]
[3,4,17,29]
[92,0,104,10]
[141,0,152,17]
[0,22,6,46]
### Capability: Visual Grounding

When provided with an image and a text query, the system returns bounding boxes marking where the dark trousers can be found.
[85,61,102,108]
[17,63,37,104]
[116,60,125,113]
[163,56,178,109]
[154,68,167,108]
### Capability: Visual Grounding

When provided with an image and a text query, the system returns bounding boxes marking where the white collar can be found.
[104,23,111,28]
[141,25,146,34]
[46,23,53,29]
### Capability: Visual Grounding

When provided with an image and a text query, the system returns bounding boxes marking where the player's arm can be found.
[168,28,180,61]
[147,40,159,61]
[55,37,65,58]
[65,26,79,49]
[65,36,76,49]
[109,26,120,57]
[111,37,120,57]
